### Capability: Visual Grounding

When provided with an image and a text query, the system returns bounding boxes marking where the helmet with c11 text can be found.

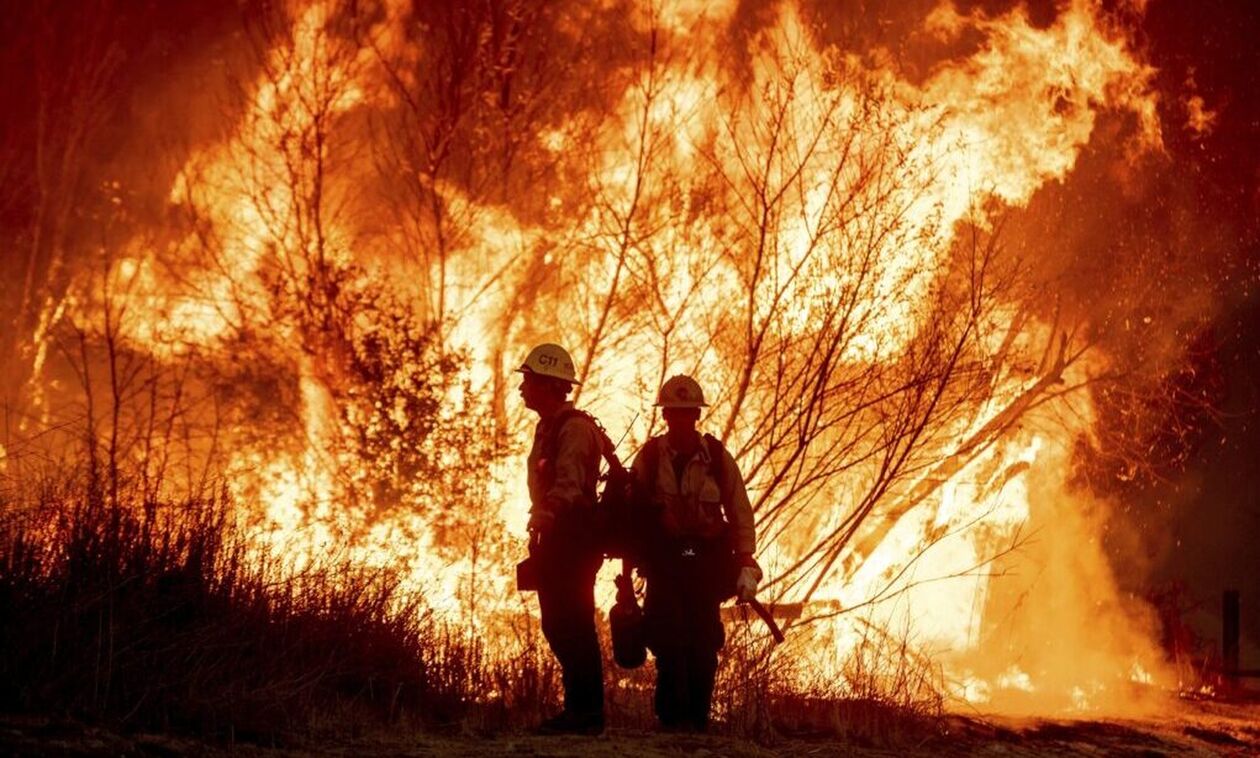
[516,343,581,385]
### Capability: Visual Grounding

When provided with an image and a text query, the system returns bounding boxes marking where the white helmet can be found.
[655,374,707,408]
[516,343,581,385]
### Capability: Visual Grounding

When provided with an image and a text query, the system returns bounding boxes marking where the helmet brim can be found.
[515,365,581,386]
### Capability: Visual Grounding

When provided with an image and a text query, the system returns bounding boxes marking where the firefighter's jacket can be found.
[631,434,756,555]
[526,402,601,521]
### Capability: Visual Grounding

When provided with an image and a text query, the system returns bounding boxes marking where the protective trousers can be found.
[643,538,730,731]
[535,516,604,718]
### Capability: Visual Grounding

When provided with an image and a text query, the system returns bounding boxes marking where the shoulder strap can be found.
[704,433,728,501]
[547,408,624,474]
[640,436,662,482]
[637,434,722,492]
[543,408,587,464]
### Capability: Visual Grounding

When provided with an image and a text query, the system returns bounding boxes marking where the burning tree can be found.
[1,0,1222,718]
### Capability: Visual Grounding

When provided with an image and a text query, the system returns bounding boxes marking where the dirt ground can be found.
[2,699,1258,756]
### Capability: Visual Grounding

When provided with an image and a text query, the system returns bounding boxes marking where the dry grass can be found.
[0,477,459,742]
[0,473,943,747]
[713,611,944,747]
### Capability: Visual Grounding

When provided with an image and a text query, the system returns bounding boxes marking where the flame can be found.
[51,0,1184,714]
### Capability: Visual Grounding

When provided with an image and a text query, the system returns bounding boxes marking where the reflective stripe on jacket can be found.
[630,434,755,554]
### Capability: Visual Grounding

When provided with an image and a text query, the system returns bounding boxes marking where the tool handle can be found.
[746,598,785,644]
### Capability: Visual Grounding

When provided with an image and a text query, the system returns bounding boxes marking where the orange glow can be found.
[56,0,1184,715]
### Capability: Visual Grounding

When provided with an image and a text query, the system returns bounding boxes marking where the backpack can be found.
[541,408,639,558]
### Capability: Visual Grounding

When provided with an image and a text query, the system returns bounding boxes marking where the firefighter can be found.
[631,374,761,733]
[517,343,606,735]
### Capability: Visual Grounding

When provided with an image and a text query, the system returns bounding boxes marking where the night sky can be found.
[1102,0,1259,662]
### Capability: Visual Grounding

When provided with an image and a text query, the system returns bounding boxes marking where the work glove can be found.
[735,565,762,603]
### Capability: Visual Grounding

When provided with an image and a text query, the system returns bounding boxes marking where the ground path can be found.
[3,700,1257,756]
